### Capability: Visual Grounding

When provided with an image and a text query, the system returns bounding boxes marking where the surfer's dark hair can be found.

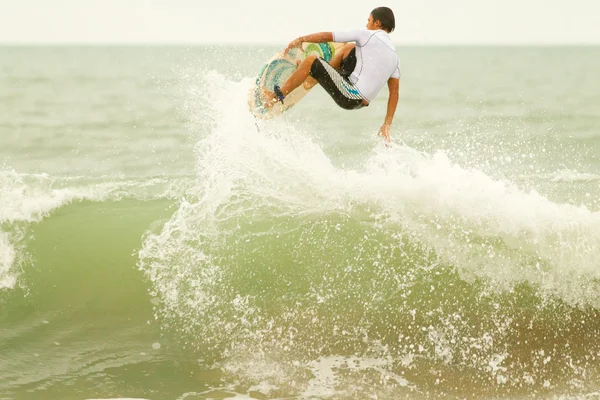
[371,7,395,33]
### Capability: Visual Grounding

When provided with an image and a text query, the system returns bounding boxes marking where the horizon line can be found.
[1,41,599,47]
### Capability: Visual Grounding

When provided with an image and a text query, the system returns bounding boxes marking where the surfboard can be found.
[248,42,346,120]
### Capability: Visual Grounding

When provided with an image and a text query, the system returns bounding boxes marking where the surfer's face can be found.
[366,14,381,30]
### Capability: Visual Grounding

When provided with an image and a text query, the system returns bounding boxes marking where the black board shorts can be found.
[309,50,365,110]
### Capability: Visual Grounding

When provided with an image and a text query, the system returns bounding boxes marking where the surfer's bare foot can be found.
[261,88,278,109]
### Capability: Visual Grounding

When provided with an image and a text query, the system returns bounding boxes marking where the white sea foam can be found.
[142,71,600,310]
[550,169,600,182]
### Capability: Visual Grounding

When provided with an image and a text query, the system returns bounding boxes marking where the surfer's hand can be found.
[284,37,303,54]
[378,123,391,143]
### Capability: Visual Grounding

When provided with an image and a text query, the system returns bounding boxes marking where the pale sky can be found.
[1,0,599,45]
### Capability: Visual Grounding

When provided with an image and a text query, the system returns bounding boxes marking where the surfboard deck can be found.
[248,42,346,120]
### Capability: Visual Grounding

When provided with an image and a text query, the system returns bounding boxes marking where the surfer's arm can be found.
[285,32,334,53]
[378,77,399,143]
[298,32,334,43]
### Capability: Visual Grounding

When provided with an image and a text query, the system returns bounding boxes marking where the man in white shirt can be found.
[263,7,400,143]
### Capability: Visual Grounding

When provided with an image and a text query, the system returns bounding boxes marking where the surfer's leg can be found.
[302,63,319,90]
[309,58,366,110]
[280,54,318,96]
[263,54,319,107]
[303,44,356,90]
[329,43,356,69]
[263,44,358,107]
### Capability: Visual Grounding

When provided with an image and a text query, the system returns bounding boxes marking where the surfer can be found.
[263,7,400,143]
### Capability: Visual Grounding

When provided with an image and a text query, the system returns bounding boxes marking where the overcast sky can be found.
[1,0,599,45]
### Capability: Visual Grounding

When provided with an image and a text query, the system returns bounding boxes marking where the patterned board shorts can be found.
[309,49,366,110]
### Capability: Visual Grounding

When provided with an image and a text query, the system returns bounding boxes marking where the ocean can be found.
[1,45,599,399]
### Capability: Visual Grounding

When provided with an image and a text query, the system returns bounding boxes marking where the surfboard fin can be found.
[274,85,285,104]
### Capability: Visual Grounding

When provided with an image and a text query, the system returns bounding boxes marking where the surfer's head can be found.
[369,7,395,33]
